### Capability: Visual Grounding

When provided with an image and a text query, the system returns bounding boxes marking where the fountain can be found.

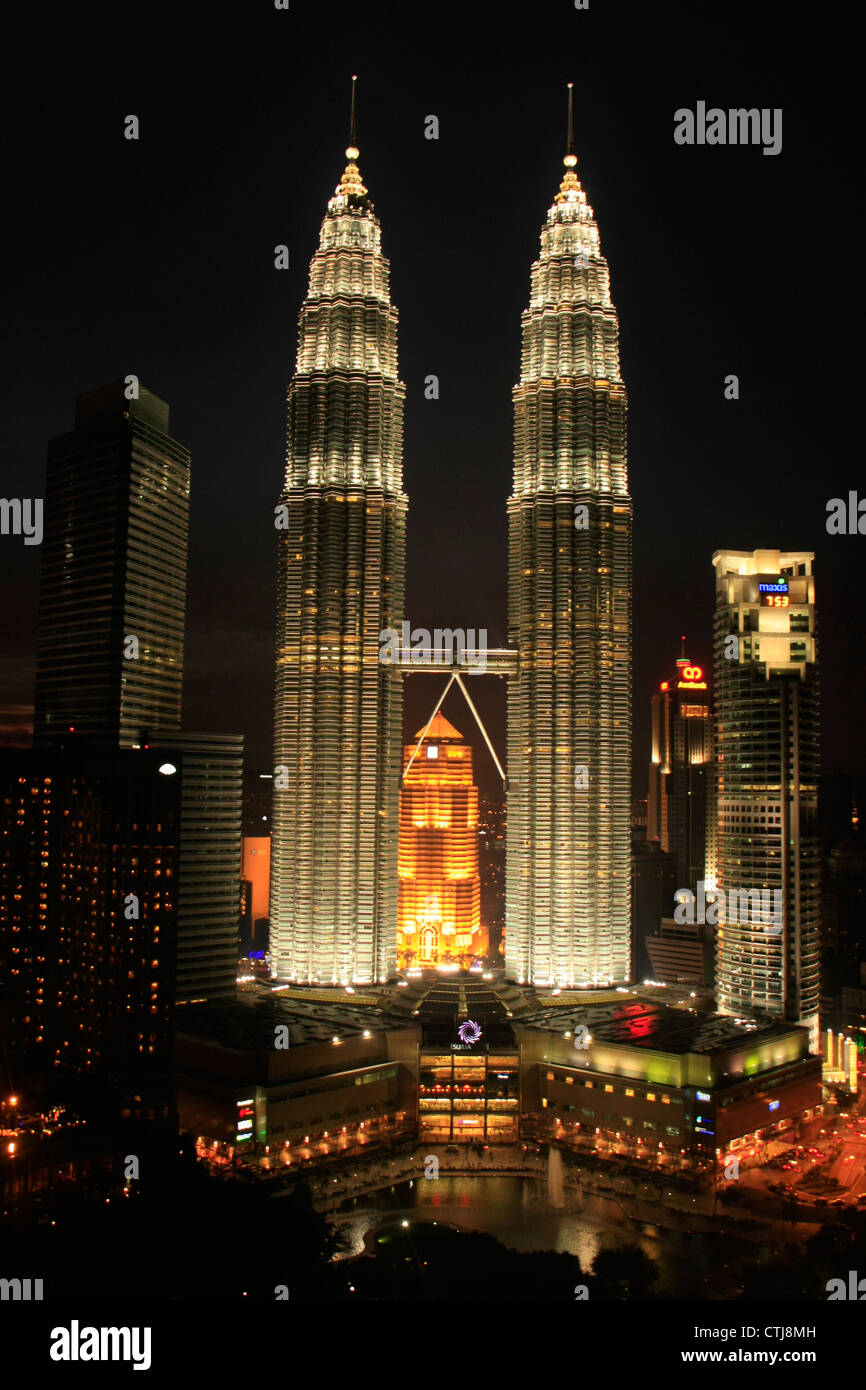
[547,1145,565,1209]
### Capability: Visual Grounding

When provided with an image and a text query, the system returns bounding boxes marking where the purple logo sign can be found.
[458,1020,482,1045]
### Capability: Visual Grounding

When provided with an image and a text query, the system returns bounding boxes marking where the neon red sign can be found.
[677,664,707,690]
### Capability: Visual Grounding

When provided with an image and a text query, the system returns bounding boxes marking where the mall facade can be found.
[174,980,821,1175]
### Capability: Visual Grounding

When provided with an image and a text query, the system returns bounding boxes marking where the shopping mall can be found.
[174,978,823,1175]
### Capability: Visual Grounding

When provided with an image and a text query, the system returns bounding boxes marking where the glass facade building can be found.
[711,548,821,1048]
[34,383,190,749]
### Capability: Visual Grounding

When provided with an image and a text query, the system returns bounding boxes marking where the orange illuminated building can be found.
[242,837,271,925]
[397,713,486,969]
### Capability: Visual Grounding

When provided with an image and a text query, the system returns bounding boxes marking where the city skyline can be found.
[1,5,863,791]
[2,2,865,1333]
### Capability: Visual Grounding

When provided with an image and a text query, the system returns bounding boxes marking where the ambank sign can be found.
[676,664,707,690]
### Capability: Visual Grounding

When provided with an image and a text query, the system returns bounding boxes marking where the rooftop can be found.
[176,990,412,1052]
[516,997,804,1056]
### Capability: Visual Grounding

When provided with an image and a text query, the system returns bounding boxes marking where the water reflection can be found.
[332,1174,726,1297]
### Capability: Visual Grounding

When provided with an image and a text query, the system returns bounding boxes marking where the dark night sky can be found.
[1,1,862,797]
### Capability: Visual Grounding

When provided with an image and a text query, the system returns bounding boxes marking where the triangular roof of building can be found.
[414,711,463,741]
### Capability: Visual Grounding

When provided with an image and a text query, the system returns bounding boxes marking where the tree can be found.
[589,1245,659,1299]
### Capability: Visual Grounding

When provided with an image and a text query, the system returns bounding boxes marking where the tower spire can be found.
[332,74,367,208]
[347,74,359,159]
[564,83,577,168]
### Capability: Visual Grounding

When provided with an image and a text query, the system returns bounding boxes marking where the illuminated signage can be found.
[676,664,707,691]
[236,1096,255,1142]
[696,1091,711,1102]
[759,580,788,593]
[768,1100,780,1111]
[761,593,789,607]
[236,1098,254,1126]
[452,1019,483,1051]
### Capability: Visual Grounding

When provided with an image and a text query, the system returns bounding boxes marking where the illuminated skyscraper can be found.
[397,713,485,970]
[34,382,190,749]
[270,87,407,984]
[647,648,711,891]
[506,90,632,986]
[711,548,820,1047]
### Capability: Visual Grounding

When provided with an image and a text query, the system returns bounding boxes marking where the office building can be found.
[711,548,820,1048]
[150,733,244,1005]
[270,101,407,986]
[648,649,711,891]
[34,383,190,749]
[506,90,632,987]
[397,713,485,971]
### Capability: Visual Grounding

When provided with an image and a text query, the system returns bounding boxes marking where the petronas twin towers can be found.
[271,86,632,989]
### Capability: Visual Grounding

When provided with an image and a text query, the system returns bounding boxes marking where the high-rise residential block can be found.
[0,742,179,1106]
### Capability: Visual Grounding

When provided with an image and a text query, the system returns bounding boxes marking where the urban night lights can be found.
[0,5,862,1341]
